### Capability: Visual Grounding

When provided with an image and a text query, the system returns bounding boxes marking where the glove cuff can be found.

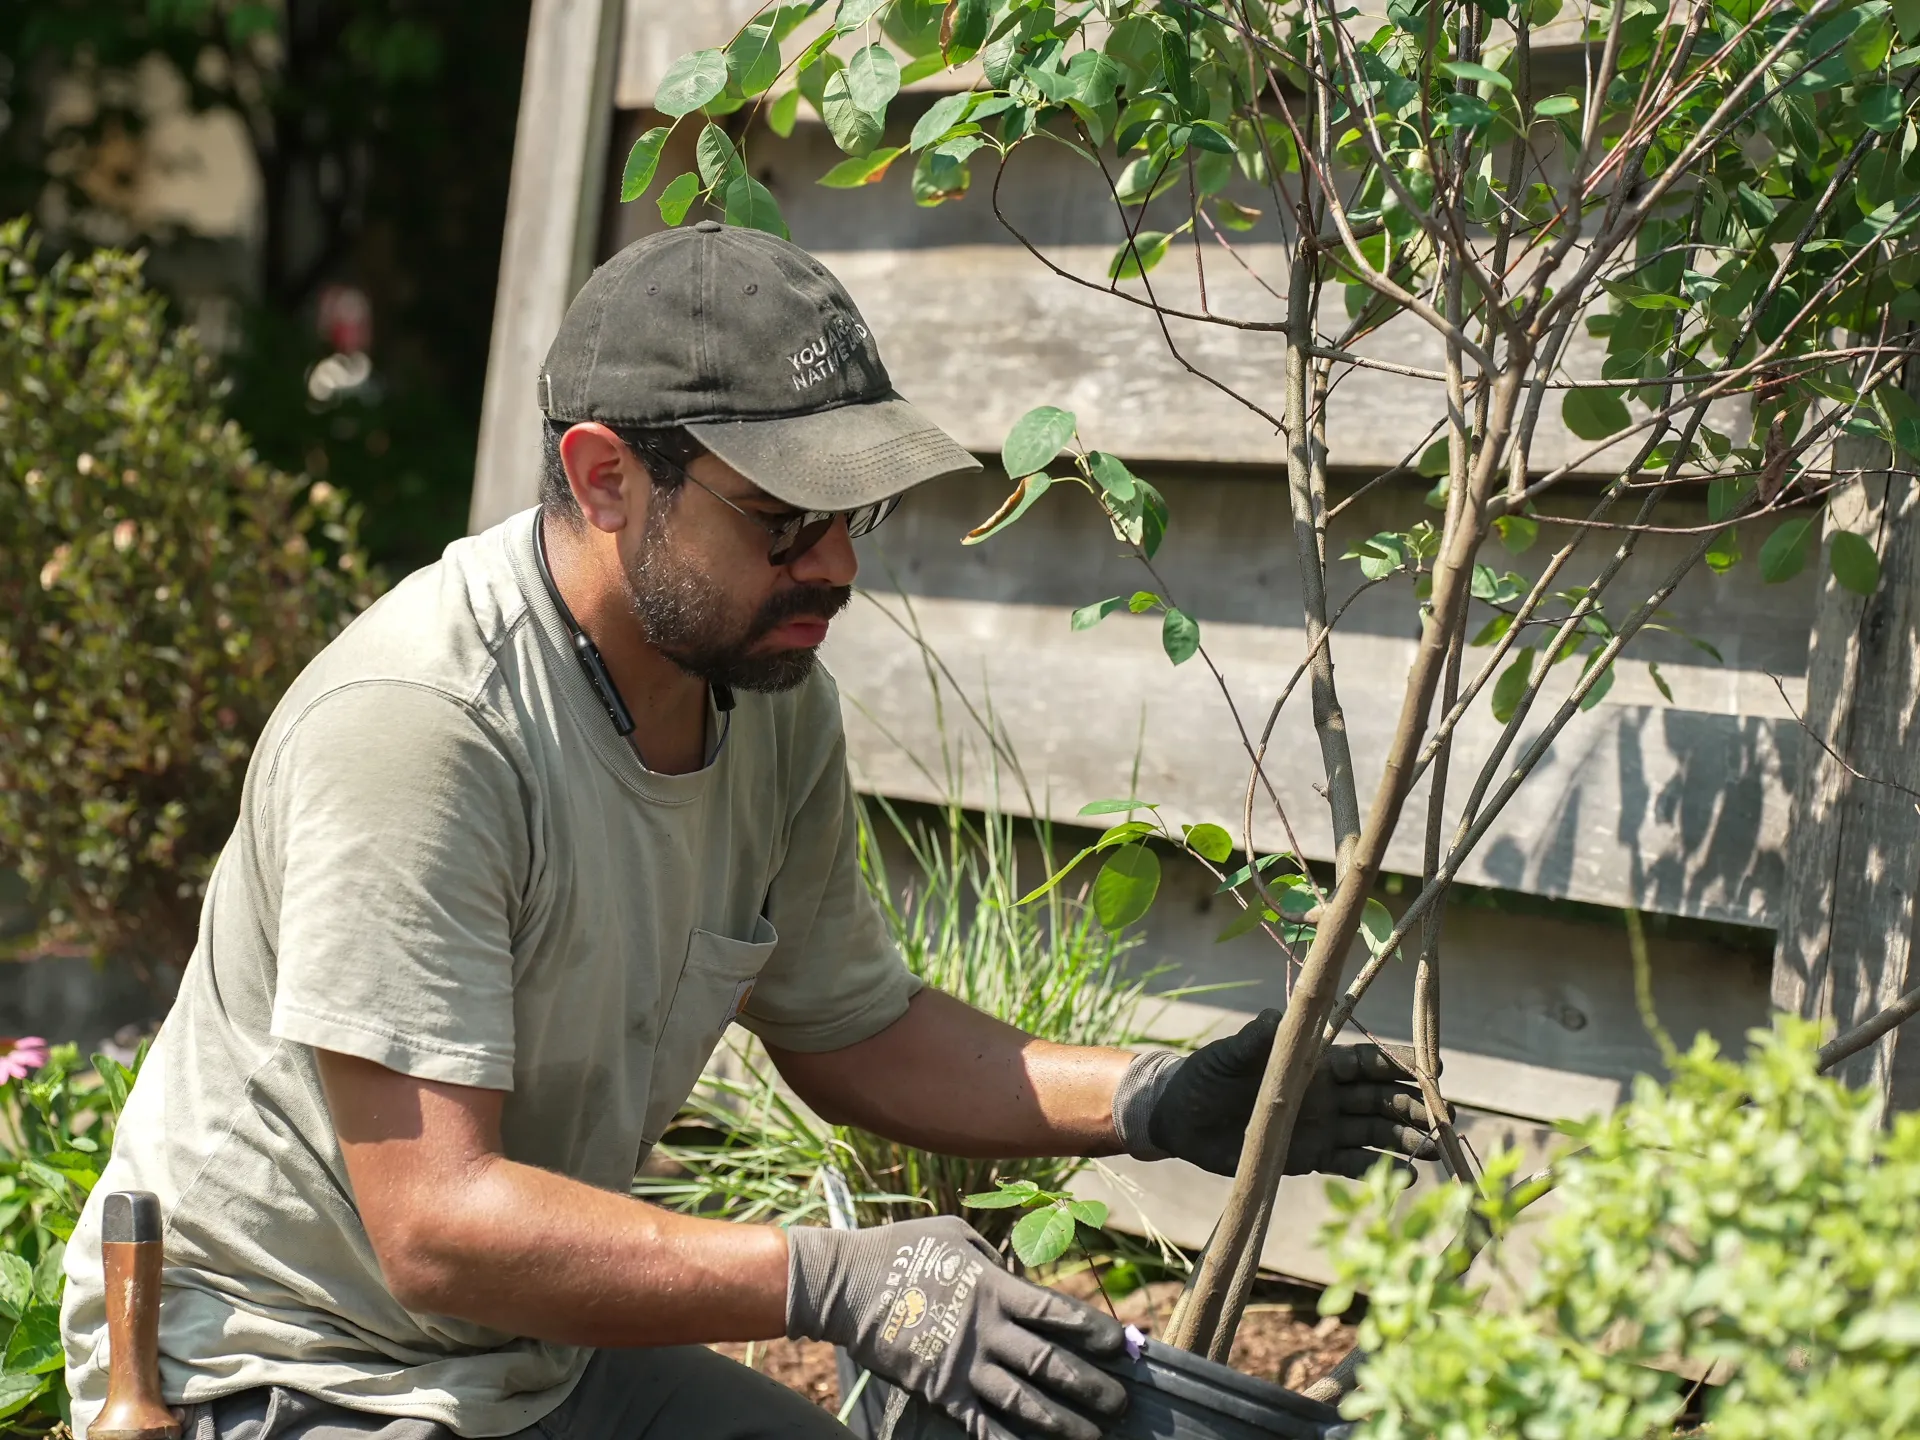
[785,1223,858,1343]
[1111,1050,1185,1162]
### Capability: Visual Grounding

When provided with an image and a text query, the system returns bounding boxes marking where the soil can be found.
[711,1273,1356,1413]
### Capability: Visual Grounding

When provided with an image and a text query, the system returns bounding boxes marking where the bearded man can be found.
[62,222,1434,1440]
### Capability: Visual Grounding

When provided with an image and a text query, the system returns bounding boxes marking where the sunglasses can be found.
[628,438,899,567]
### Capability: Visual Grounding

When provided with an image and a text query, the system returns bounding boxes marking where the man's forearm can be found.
[769,988,1137,1158]
[320,1048,788,1349]
[388,1157,790,1347]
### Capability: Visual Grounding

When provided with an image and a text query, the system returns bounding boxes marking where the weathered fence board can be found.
[1772,433,1920,1116]
[830,456,1812,926]
[470,0,623,534]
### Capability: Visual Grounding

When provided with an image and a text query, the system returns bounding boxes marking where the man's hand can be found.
[786,1216,1126,1440]
[1112,1009,1440,1177]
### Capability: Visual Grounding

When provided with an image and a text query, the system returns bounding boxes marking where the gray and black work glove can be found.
[786,1215,1127,1440]
[1111,1007,1439,1177]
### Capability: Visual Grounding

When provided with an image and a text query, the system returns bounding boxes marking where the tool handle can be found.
[92,1192,179,1440]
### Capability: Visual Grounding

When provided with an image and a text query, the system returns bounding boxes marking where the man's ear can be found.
[558,423,645,534]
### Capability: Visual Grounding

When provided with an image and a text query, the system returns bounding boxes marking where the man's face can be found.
[620,450,856,693]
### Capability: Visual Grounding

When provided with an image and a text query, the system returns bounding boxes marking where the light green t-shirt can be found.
[60,509,917,1437]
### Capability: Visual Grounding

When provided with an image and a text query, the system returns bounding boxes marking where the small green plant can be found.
[962,1178,1110,1269]
[0,217,378,975]
[638,792,1189,1250]
[0,1039,144,1433]
[1322,1017,1920,1439]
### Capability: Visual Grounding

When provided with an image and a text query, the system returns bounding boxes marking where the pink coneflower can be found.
[0,1037,48,1083]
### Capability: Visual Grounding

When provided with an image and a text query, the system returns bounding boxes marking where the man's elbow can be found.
[361,1184,498,1316]
[370,1215,475,1314]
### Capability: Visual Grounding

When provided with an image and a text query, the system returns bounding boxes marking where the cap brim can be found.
[686,392,982,511]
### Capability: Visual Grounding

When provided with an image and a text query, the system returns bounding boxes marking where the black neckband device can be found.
[531,515,733,745]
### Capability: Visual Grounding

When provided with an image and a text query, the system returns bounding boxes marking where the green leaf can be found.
[1187,121,1235,154]
[657,171,701,226]
[1347,532,1412,581]
[0,1257,30,1324]
[1439,92,1496,129]
[819,146,907,187]
[656,49,730,117]
[768,86,803,138]
[767,3,818,41]
[1441,60,1512,90]
[1002,406,1076,479]
[723,175,789,239]
[1648,661,1673,703]
[1071,597,1129,632]
[0,1373,46,1424]
[726,22,782,97]
[1562,387,1632,441]
[1708,475,1754,524]
[1830,530,1881,596]
[911,90,973,151]
[963,473,1051,543]
[1492,647,1536,724]
[822,70,885,155]
[1183,823,1233,864]
[1705,527,1741,574]
[696,124,744,188]
[932,133,986,165]
[912,147,971,205]
[30,1243,61,1307]
[1093,844,1161,931]
[1127,591,1161,613]
[1359,897,1396,957]
[1760,516,1816,583]
[1471,612,1513,647]
[1016,845,1098,905]
[1067,1198,1110,1230]
[1216,852,1293,893]
[965,1179,1041,1208]
[1108,231,1172,280]
[846,44,902,113]
[1494,514,1538,554]
[620,127,671,203]
[1858,85,1904,133]
[1213,198,1262,230]
[1162,607,1200,666]
[39,1151,99,1188]
[1070,597,1124,631]
[1160,30,1199,116]
[1079,798,1153,816]
[1215,903,1277,943]
[1096,821,1159,848]
[834,0,888,30]
[1011,1203,1078,1266]
[1579,656,1615,710]
[1533,94,1580,116]
[1087,451,1138,503]
[944,0,991,62]
[3,1305,61,1376]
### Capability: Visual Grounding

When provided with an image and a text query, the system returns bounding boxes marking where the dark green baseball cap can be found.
[538,220,981,511]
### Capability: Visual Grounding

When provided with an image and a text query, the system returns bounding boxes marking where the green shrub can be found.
[636,796,1184,1251]
[0,1039,142,1433]
[0,218,377,971]
[1324,1018,1920,1439]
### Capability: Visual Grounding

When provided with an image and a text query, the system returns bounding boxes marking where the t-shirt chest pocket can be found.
[639,915,777,1144]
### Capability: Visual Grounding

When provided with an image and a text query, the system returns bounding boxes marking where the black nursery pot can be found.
[837,1339,1354,1440]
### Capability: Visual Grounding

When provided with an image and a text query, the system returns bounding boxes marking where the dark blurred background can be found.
[1,0,532,572]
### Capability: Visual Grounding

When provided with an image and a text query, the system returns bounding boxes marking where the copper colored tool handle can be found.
[92,1192,179,1440]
